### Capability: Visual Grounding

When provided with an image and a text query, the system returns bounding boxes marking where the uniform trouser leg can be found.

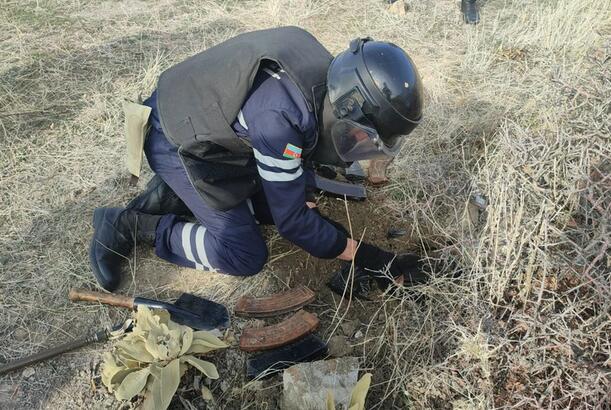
[144,127,269,276]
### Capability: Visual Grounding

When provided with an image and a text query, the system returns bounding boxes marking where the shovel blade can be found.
[174,293,231,330]
[134,294,230,331]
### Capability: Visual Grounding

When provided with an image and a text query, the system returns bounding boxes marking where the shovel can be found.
[69,288,230,331]
[0,319,132,376]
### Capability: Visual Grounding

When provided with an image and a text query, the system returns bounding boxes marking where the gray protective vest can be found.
[156,26,333,211]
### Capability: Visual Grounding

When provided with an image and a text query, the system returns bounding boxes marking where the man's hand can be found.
[312,211,426,286]
[351,242,426,288]
[338,238,358,261]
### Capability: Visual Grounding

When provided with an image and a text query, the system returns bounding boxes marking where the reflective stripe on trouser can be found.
[155,220,213,271]
[144,119,271,276]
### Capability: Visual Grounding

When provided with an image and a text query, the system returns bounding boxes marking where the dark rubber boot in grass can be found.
[461,0,480,24]
[89,208,161,291]
[126,175,192,217]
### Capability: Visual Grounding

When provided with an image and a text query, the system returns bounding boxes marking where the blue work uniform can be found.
[143,67,347,276]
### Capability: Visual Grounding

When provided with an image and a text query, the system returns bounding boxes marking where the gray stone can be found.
[388,0,407,16]
[327,335,353,358]
[21,367,35,378]
[13,329,27,341]
[282,358,359,410]
[340,320,359,337]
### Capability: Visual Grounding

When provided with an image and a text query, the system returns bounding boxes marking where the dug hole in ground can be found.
[0,0,609,408]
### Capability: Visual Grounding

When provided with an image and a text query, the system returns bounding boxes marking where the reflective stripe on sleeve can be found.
[253,148,300,170]
[257,166,303,182]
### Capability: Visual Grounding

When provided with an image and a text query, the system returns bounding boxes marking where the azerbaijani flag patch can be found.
[283,143,302,159]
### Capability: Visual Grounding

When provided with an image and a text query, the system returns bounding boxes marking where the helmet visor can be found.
[331,119,403,162]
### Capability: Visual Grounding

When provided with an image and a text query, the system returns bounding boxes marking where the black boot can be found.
[461,0,480,24]
[126,175,192,217]
[89,208,162,291]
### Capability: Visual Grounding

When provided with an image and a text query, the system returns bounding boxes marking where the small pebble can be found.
[472,193,487,209]
[21,367,35,378]
[327,335,353,357]
[14,329,27,341]
[386,227,407,239]
[340,320,359,337]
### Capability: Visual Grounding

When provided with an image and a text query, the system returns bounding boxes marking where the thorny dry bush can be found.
[0,0,609,408]
[365,1,611,408]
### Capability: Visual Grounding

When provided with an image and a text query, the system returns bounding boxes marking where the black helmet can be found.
[322,37,423,163]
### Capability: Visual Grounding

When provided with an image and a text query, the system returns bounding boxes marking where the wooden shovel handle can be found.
[69,288,135,309]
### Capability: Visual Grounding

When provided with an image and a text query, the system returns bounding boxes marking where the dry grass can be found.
[1,0,609,409]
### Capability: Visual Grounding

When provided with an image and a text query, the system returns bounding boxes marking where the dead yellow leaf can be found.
[326,390,335,410]
[348,373,372,410]
[180,355,219,379]
[142,358,180,410]
[115,367,151,401]
[201,385,214,402]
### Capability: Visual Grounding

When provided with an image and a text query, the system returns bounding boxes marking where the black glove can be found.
[353,242,427,289]
[327,262,371,300]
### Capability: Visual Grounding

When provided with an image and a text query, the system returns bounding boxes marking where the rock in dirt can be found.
[21,367,35,378]
[282,358,359,410]
[13,328,28,341]
[340,320,359,337]
[367,158,393,185]
[327,335,353,358]
[388,0,407,16]
[386,227,408,239]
